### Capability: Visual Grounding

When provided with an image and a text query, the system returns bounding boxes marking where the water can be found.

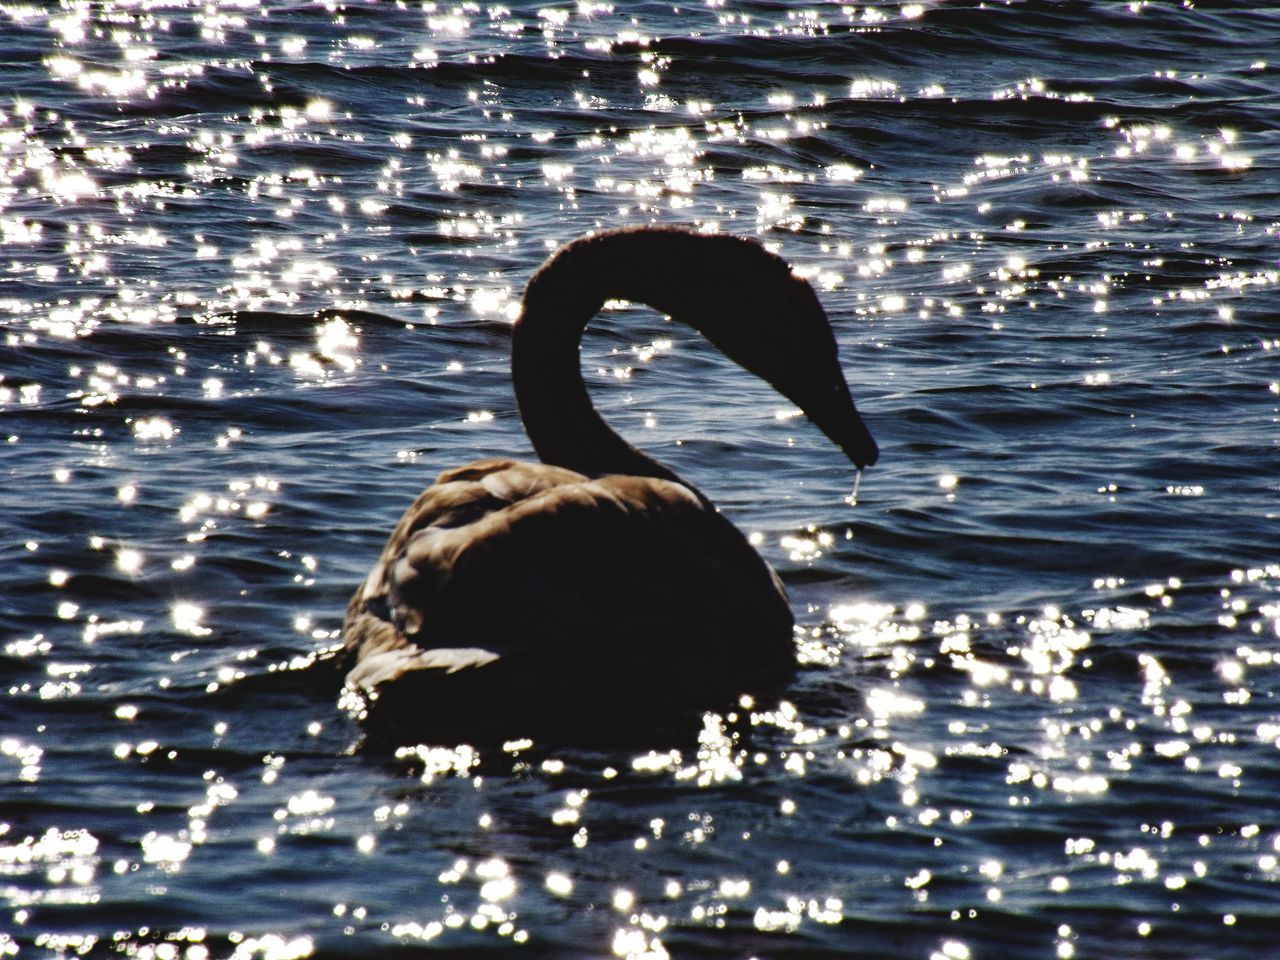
[2,1,1279,956]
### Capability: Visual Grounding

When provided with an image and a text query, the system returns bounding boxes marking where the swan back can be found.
[342,459,793,743]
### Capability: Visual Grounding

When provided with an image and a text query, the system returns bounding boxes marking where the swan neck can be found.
[512,245,688,489]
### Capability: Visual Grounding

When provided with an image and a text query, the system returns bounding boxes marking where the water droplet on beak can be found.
[845,469,863,507]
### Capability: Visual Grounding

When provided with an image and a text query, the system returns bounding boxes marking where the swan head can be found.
[724,257,880,470]
[623,230,879,470]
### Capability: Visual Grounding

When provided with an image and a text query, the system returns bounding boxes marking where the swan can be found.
[340,227,878,744]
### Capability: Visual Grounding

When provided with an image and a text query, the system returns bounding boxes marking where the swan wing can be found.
[343,457,584,662]
[341,460,793,738]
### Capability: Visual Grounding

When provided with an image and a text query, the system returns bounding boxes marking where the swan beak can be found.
[810,382,879,469]
[835,412,879,469]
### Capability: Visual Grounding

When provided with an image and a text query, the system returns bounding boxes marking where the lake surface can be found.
[2,1,1279,957]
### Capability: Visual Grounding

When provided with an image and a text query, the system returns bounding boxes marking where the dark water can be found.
[3,1,1279,956]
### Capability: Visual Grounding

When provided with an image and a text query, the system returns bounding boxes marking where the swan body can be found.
[341,227,877,743]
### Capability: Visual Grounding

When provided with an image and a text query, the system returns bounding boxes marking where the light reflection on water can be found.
[2,0,1280,957]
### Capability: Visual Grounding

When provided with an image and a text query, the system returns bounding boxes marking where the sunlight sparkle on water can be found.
[140,832,191,871]
[172,602,210,637]
[115,548,143,574]
[132,417,177,442]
